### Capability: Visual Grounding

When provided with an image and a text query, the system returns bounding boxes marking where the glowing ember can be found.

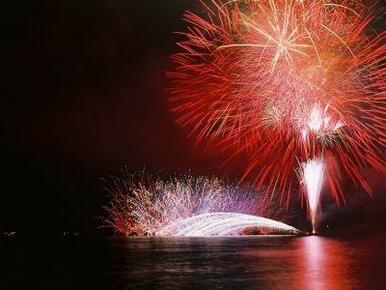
[301,158,326,233]
[103,173,299,236]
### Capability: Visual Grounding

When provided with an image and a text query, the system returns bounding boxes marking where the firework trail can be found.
[104,173,299,236]
[168,0,386,227]
[301,159,326,233]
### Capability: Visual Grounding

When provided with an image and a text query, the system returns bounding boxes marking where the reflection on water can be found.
[296,236,361,290]
[108,235,385,290]
[302,237,328,290]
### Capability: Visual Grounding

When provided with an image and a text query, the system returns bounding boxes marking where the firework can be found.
[103,172,299,236]
[301,158,326,233]
[168,0,386,223]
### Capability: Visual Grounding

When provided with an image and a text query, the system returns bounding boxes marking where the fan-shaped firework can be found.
[168,0,386,206]
[104,173,298,236]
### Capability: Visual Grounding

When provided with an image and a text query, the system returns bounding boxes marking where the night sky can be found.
[1,0,385,235]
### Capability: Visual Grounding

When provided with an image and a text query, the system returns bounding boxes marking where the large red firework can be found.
[168,0,386,205]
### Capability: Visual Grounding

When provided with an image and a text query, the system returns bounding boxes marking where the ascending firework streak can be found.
[168,0,386,230]
[301,159,325,233]
[104,173,299,236]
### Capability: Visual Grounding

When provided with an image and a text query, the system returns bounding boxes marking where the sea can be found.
[3,234,386,290]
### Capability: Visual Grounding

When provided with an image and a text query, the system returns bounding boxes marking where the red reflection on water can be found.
[296,236,360,290]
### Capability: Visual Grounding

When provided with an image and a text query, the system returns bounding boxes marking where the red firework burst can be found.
[168,0,386,205]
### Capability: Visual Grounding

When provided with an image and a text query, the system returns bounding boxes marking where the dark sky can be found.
[1,0,232,234]
[1,0,385,234]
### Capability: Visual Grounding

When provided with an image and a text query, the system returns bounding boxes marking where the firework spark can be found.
[157,212,298,236]
[104,173,299,236]
[301,158,326,233]
[168,0,386,226]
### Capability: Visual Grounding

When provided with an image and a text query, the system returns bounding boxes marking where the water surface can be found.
[108,235,385,289]
[3,234,385,289]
